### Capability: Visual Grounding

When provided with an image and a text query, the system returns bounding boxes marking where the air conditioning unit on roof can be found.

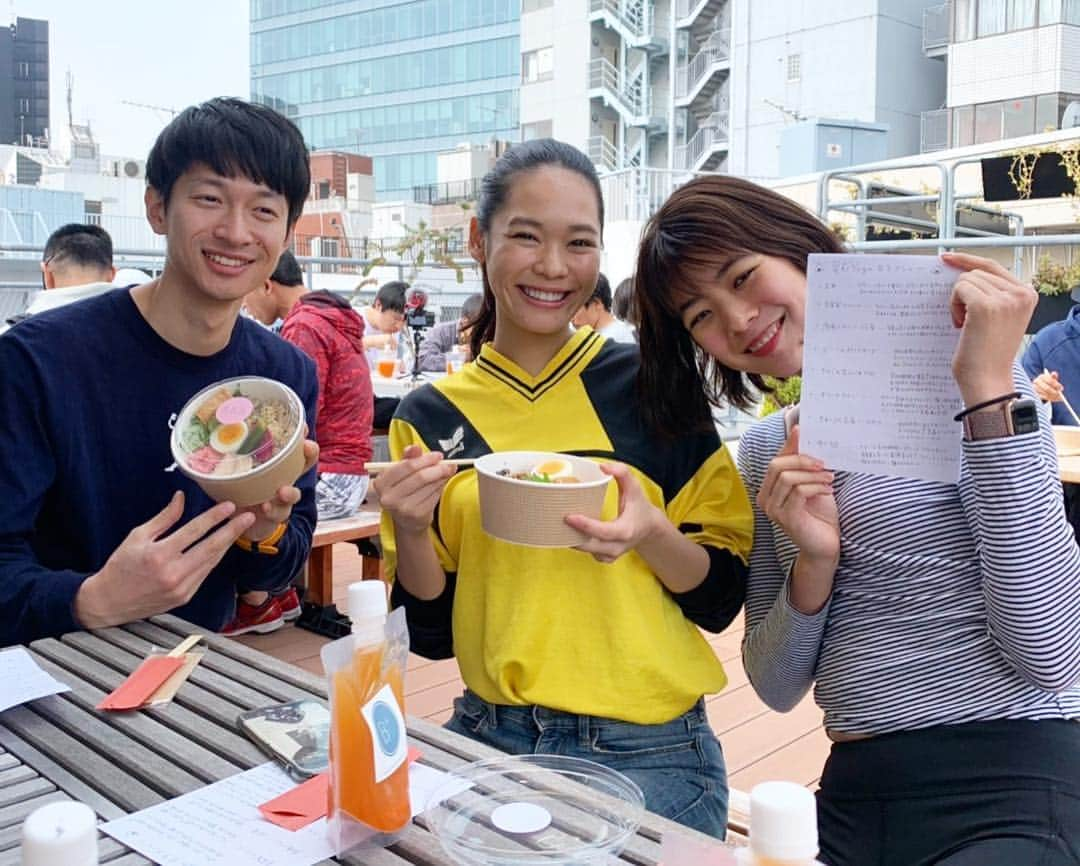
[112,159,146,179]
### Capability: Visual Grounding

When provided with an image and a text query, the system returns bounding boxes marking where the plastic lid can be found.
[172,376,302,479]
[348,581,388,625]
[748,781,818,860]
[21,801,98,866]
[426,755,644,865]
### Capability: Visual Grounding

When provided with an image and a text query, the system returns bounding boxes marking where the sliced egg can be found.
[530,458,574,479]
[210,421,249,454]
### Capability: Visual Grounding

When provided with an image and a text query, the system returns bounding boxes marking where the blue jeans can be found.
[444,689,729,839]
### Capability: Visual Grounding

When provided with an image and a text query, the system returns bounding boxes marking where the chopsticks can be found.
[167,634,203,658]
[365,458,476,476]
[1044,368,1080,425]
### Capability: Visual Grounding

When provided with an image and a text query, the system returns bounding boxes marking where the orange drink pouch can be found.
[320,582,411,854]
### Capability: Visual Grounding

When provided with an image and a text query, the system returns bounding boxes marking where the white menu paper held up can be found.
[0,647,70,713]
[800,254,963,484]
[102,760,475,866]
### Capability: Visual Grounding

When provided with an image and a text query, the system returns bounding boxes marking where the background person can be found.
[416,292,482,371]
[612,276,636,324]
[633,174,1080,865]
[0,98,319,647]
[2,223,116,332]
[374,140,752,838]
[571,272,636,343]
[235,250,374,634]
[360,280,407,367]
[1022,285,1080,427]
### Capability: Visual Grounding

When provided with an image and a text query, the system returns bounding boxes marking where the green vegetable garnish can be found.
[238,419,267,455]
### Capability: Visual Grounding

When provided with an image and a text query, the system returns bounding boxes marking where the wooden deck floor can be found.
[235,543,830,792]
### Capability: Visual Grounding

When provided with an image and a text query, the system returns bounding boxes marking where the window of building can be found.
[522,119,553,140]
[955,0,977,39]
[953,105,976,146]
[522,47,554,83]
[786,53,801,82]
[523,0,553,11]
[1002,96,1035,137]
[977,0,1007,36]
[974,101,1004,142]
[1036,92,1060,131]
[1007,0,1036,28]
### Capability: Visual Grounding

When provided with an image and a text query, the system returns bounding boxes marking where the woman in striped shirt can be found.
[632,175,1080,865]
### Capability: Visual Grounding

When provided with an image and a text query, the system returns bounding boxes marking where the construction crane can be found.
[120,100,179,121]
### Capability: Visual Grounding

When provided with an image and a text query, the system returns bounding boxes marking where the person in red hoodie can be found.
[231,251,374,634]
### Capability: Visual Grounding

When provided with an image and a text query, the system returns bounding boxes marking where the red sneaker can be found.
[277,587,302,622]
[221,595,285,636]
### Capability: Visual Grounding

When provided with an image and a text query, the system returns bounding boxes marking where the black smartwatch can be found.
[961,397,1040,441]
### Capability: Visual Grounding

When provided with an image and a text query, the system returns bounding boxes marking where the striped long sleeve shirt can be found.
[737,365,1080,735]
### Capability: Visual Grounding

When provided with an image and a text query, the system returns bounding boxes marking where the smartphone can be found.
[237,699,331,779]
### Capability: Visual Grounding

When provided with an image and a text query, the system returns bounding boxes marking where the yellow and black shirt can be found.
[383,328,753,725]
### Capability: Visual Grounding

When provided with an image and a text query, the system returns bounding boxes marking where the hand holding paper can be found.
[944,251,1037,408]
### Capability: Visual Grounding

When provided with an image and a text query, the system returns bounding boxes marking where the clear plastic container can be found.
[170,376,306,507]
[425,754,645,866]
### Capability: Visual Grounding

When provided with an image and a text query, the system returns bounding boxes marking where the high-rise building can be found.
[921,0,1080,152]
[250,0,520,200]
[524,0,945,180]
[0,17,49,147]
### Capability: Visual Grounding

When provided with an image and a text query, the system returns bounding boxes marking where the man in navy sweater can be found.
[0,98,320,646]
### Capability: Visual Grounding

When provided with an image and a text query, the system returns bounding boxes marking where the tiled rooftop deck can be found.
[236,543,830,793]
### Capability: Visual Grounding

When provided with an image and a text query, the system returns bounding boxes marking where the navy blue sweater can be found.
[1022,304,1080,427]
[0,289,319,646]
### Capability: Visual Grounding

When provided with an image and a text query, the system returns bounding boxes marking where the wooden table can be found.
[0,616,738,865]
[1060,454,1080,484]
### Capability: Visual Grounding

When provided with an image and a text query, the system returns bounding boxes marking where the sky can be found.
[18,1,250,159]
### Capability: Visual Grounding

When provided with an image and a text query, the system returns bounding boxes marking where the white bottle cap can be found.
[748,781,818,861]
[21,801,98,866]
[348,580,388,625]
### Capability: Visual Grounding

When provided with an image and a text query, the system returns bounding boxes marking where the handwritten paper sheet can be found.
[800,254,963,484]
[0,647,70,713]
[102,761,474,866]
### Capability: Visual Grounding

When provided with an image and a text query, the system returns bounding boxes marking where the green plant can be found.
[759,375,802,417]
[1031,254,1080,297]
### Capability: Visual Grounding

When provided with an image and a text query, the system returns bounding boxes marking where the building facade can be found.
[250,0,520,200]
[0,17,49,147]
[524,0,945,180]
[921,0,1080,151]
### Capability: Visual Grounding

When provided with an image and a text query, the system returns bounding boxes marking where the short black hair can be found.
[375,280,408,313]
[43,223,113,271]
[146,97,310,228]
[586,273,612,311]
[270,250,304,287]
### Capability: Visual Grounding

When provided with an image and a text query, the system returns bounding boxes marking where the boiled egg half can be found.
[530,458,575,480]
[210,421,249,454]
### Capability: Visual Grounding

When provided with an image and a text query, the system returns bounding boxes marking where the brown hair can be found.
[634,175,844,437]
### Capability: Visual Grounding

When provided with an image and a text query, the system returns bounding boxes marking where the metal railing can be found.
[589,56,647,119]
[412,177,484,205]
[921,108,951,152]
[674,113,730,171]
[675,29,731,101]
[589,0,666,46]
[600,166,721,222]
[587,135,620,173]
[923,2,951,52]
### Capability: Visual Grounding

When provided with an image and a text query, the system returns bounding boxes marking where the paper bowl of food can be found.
[171,376,306,508]
[474,451,611,548]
